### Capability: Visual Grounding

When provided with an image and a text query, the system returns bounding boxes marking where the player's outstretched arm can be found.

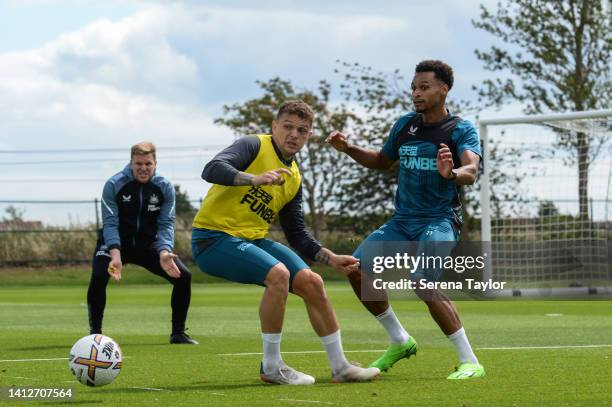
[326,130,395,170]
[315,248,359,275]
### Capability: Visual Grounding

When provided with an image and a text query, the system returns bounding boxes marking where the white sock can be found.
[375,306,410,345]
[447,327,478,364]
[320,330,349,374]
[262,333,283,373]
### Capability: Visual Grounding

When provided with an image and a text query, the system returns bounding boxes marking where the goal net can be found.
[478,109,611,295]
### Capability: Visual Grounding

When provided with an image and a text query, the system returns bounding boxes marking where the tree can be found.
[333,62,408,217]
[174,185,197,228]
[214,78,359,238]
[473,0,611,222]
[3,206,25,222]
[538,200,561,217]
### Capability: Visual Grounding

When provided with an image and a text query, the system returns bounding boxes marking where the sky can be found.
[0,0,608,225]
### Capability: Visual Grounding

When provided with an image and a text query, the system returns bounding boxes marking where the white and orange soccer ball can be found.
[69,334,123,386]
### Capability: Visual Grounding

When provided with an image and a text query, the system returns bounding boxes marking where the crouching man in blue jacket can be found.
[87,141,198,345]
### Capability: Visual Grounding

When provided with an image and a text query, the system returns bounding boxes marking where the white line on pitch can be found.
[219,344,612,356]
[129,387,165,391]
[279,398,335,405]
[478,344,612,350]
[0,356,132,363]
[218,349,386,356]
[0,357,68,362]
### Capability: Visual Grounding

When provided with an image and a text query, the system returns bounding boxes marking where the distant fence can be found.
[0,199,361,266]
[0,199,207,231]
[0,227,360,267]
[1,199,609,269]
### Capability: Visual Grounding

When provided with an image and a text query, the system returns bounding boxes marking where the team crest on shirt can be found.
[147,194,160,211]
[122,195,131,202]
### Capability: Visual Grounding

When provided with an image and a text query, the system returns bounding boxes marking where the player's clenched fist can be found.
[436,143,454,179]
[251,168,291,186]
[325,131,350,152]
[329,254,360,275]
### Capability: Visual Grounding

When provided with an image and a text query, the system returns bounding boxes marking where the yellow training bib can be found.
[192,135,301,240]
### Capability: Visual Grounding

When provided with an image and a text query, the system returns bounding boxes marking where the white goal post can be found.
[478,109,612,297]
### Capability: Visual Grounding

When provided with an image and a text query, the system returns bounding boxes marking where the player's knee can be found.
[415,287,447,303]
[90,268,111,284]
[294,270,327,301]
[92,261,111,277]
[180,269,192,283]
[87,277,108,294]
[309,271,325,294]
[264,264,290,292]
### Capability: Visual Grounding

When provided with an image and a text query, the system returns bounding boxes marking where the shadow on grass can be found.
[11,344,70,352]
[104,342,172,347]
[100,382,264,393]
[40,401,103,405]
[11,342,176,352]
[98,377,402,394]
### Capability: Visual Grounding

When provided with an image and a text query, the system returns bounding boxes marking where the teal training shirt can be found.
[381,112,481,223]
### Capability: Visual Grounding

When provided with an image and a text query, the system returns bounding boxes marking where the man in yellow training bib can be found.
[192,100,380,385]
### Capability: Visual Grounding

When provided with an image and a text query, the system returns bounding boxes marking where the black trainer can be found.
[169,332,199,345]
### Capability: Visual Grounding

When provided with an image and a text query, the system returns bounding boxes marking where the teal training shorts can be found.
[192,228,309,288]
[353,217,458,282]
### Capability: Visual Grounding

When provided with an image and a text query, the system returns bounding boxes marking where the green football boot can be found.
[447,362,485,380]
[369,336,418,372]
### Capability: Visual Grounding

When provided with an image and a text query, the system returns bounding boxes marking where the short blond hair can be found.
[131,141,156,160]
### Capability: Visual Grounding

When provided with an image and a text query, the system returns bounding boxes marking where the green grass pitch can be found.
[0,272,611,406]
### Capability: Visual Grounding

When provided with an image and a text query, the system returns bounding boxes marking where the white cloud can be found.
[39,7,200,101]
[0,1,499,225]
[191,6,410,43]
[0,2,435,151]
[0,5,231,151]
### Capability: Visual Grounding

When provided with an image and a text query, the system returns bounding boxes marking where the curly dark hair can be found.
[415,60,454,90]
[276,100,315,124]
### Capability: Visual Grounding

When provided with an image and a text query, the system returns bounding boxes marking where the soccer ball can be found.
[68,334,123,387]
